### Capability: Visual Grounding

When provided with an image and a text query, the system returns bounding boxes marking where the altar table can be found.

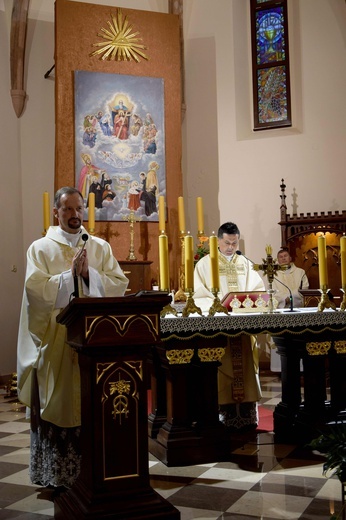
[148,309,346,465]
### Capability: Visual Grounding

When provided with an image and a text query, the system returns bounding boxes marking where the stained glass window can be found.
[250,0,291,130]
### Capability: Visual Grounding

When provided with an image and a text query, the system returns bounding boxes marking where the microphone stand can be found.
[72,235,88,299]
[73,265,79,298]
[235,250,254,264]
[274,275,300,312]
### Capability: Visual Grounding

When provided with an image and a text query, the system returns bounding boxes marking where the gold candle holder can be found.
[318,285,337,312]
[182,289,202,317]
[208,288,228,316]
[340,287,346,311]
[160,300,178,318]
[122,210,141,260]
[175,233,187,302]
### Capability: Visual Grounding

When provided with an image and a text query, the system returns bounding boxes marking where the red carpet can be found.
[257,405,274,432]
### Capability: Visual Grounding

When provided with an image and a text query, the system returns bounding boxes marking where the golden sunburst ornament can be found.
[90,9,149,62]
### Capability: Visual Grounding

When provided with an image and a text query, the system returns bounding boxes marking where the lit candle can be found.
[159,234,170,290]
[43,192,50,232]
[318,235,328,288]
[88,192,95,231]
[209,234,220,290]
[340,235,346,287]
[196,197,204,233]
[158,195,165,232]
[178,196,186,234]
[184,234,194,291]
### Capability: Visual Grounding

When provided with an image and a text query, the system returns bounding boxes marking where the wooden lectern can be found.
[55,295,180,520]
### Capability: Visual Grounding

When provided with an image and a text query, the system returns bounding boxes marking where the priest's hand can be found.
[72,249,89,280]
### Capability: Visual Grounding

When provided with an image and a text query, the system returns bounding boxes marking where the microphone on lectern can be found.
[73,234,89,298]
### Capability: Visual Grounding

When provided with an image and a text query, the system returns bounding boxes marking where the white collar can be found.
[56,227,82,247]
[220,251,234,262]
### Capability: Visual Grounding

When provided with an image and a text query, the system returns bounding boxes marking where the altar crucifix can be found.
[122,210,142,261]
[253,244,287,313]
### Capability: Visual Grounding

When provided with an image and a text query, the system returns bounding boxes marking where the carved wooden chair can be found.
[278,179,346,307]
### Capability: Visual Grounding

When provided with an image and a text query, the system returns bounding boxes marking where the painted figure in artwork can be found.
[146,161,160,197]
[82,126,97,148]
[88,176,104,208]
[141,184,157,216]
[98,111,113,136]
[131,114,143,136]
[78,153,105,199]
[127,180,141,211]
[111,98,133,140]
[113,110,129,140]
[100,172,113,190]
[102,184,116,202]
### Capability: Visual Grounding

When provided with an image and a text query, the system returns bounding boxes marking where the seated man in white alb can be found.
[272,248,309,309]
[268,248,309,371]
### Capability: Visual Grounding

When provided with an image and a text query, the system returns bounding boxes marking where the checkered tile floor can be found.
[0,374,342,519]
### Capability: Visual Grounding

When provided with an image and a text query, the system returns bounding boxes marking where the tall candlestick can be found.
[318,235,328,287]
[158,195,165,232]
[43,192,50,232]
[159,234,170,290]
[184,234,194,291]
[196,197,204,233]
[340,235,346,287]
[209,234,220,290]
[88,192,95,232]
[178,196,186,234]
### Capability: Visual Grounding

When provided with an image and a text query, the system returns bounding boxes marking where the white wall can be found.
[182,0,346,260]
[0,1,24,377]
[1,0,345,376]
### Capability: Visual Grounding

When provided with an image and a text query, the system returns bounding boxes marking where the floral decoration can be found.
[194,236,209,265]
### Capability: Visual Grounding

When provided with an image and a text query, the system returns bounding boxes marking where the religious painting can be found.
[74,70,165,222]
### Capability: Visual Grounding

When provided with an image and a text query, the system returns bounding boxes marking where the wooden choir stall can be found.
[55,295,180,520]
[278,178,346,307]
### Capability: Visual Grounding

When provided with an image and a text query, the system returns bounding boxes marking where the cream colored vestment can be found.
[17,226,129,427]
[194,252,265,404]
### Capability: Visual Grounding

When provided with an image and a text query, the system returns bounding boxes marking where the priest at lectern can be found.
[17,187,128,490]
[194,221,265,431]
